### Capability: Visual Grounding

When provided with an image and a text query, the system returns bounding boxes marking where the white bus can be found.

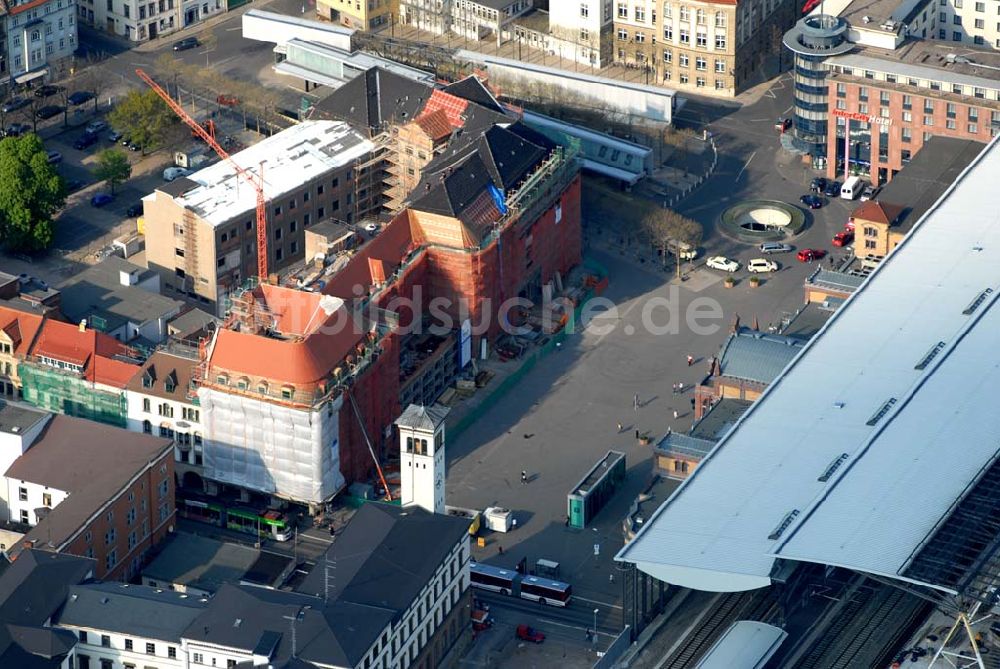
[519,575,573,607]
[469,562,518,596]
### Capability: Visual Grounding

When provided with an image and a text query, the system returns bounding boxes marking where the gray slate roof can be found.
[56,582,208,641]
[297,503,467,615]
[183,584,394,669]
[395,403,450,431]
[807,269,865,292]
[0,550,94,627]
[58,256,183,333]
[718,329,805,384]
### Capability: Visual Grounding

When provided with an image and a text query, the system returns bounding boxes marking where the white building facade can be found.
[547,0,613,66]
[5,0,78,87]
[396,404,448,515]
[6,477,69,526]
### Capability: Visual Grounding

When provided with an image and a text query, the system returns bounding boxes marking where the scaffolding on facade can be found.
[18,363,129,427]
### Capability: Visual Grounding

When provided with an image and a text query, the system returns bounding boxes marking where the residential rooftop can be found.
[5,416,172,553]
[715,328,805,386]
[157,121,374,228]
[0,401,47,436]
[125,350,198,403]
[56,582,209,641]
[57,257,183,335]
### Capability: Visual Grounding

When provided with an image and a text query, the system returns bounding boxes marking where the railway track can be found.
[658,587,781,669]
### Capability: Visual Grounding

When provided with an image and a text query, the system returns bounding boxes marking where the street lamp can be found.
[593,608,599,643]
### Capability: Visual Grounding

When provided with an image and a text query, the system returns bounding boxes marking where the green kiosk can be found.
[567,450,626,529]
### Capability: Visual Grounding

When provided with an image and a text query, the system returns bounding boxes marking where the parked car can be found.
[4,122,30,137]
[775,117,791,132]
[36,105,64,120]
[516,625,545,644]
[45,150,62,165]
[809,177,828,193]
[121,136,141,151]
[34,85,62,98]
[217,94,240,106]
[832,230,854,247]
[706,256,740,272]
[799,194,824,209]
[108,130,123,142]
[173,37,199,51]
[759,242,792,254]
[64,179,85,192]
[823,181,842,197]
[163,167,191,182]
[85,120,108,134]
[67,91,94,106]
[126,202,143,217]
[2,97,31,114]
[859,185,879,201]
[797,248,827,262]
[747,258,778,273]
[73,132,99,150]
[90,193,114,207]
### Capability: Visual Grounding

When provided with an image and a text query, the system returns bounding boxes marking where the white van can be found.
[840,176,864,200]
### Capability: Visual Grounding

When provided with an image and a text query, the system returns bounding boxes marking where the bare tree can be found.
[639,206,703,271]
[663,127,698,176]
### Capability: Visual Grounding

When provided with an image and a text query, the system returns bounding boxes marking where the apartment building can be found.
[0,304,42,399]
[548,0,614,66]
[56,582,206,669]
[4,0,78,86]
[452,0,532,45]
[614,0,797,96]
[7,308,142,428]
[142,121,376,316]
[124,349,205,489]
[3,412,175,580]
[316,0,396,30]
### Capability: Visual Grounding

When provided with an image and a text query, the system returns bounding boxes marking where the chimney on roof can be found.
[78,319,87,333]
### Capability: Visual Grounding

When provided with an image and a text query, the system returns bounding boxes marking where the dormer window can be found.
[164,372,177,393]
[281,385,294,400]
[142,375,153,388]
[237,377,250,390]
[216,374,228,386]
[257,382,268,395]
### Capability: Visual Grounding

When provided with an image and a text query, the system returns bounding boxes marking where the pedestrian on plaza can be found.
[635,429,640,439]
[609,573,615,584]
[672,382,678,394]
[520,470,527,484]
[617,421,623,433]
[673,409,679,420]
[678,382,685,393]
[687,354,694,366]
[498,545,503,555]
[634,393,640,411]
[512,518,518,530]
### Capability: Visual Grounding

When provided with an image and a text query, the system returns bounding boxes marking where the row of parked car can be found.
[2,88,93,115]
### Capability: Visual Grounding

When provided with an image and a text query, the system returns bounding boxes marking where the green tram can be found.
[178,497,293,542]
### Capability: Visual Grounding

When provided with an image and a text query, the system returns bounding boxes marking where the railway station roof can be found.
[617,136,1000,600]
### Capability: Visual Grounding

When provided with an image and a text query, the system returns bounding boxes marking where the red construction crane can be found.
[135,68,270,280]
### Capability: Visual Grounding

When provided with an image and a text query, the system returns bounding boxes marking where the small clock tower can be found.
[395,403,450,514]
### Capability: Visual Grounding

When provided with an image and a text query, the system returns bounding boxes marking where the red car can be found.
[797,248,827,262]
[516,625,545,643]
[832,231,854,247]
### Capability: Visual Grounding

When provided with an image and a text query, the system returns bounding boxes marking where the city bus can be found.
[519,575,573,607]
[226,507,293,542]
[469,562,518,596]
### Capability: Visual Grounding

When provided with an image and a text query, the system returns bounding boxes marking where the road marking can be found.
[297,533,333,545]
[784,105,793,114]
[749,118,770,122]
[200,48,217,54]
[735,151,756,181]
[226,26,242,31]
[574,595,623,610]
[538,618,614,638]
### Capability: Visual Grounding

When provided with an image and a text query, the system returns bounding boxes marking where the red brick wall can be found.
[62,451,175,581]
[825,81,996,185]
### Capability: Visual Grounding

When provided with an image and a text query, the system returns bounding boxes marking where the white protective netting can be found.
[198,387,345,503]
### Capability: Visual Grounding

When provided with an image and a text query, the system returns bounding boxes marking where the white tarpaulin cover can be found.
[199,387,345,503]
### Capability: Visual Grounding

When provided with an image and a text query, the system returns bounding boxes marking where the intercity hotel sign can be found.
[832,108,893,126]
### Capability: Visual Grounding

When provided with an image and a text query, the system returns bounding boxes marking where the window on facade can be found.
[902,127,911,142]
[42,493,51,507]
[101,635,110,648]
[679,29,689,43]
[18,487,27,501]
[664,25,673,39]
[679,6,689,21]
[715,34,726,49]
[617,28,627,40]
[679,53,688,67]
[146,642,155,655]
[663,48,672,63]
[617,2,627,18]
[580,2,588,17]
[715,10,726,26]
[635,31,645,42]
[635,5,645,21]
[696,32,707,47]
[715,59,725,73]
[924,115,934,126]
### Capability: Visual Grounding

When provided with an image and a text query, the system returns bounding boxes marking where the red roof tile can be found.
[29,319,138,388]
[851,201,906,226]
[324,210,417,301]
[0,306,43,356]
[414,109,453,141]
[422,90,469,129]
[207,285,366,388]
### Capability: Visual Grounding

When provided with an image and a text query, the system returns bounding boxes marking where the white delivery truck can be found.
[840,176,864,200]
